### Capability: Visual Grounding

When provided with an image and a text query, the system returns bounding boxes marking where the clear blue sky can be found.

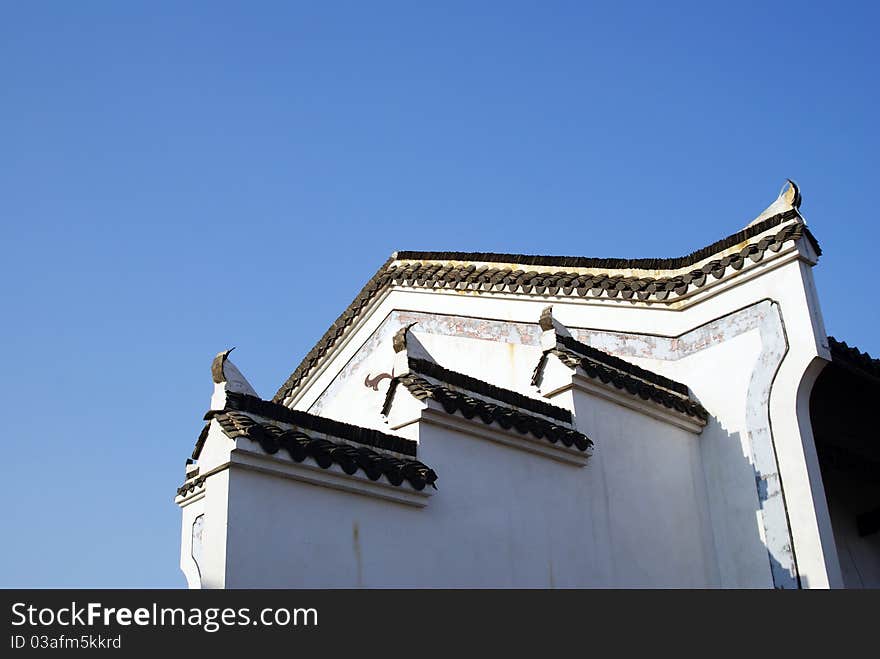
[1,2,877,587]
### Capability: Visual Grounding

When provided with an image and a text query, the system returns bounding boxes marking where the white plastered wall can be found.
[218,399,714,588]
[283,239,841,588]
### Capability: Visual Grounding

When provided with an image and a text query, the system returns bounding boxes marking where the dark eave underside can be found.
[812,338,880,482]
[828,336,880,384]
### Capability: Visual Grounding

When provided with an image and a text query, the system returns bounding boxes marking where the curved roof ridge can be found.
[273,211,819,404]
[397,209,812,272]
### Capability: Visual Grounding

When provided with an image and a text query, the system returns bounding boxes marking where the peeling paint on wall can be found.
[572,302,798,587]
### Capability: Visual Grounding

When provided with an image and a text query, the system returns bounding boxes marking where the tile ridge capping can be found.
[273,208,819,404]
[394,209,811,276]
[536,306,693,397]
[384,217,814,304]
[381,364,592,452]
[555,334,691,398]
[210,391,419,458]
[205,408,438,492]
[404,356,574,425]
[533,310,708,423]
[538,342,710,422]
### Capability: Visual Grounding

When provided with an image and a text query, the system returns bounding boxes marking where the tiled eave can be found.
[274,211,816,404]
[383,363,593,453]
[406,356,573,423]
[208,409,438,492]
[385,219,809,301]
[207,391,418,458]
[533,340,708,425]
[176,474,206,499]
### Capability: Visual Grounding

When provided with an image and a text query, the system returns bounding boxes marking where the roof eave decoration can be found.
[533,308,709,424]
[382,350,593,453]
[274,183,820,404]
[192,390,437,491]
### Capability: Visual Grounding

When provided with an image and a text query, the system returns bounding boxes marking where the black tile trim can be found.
[210,410,437,491]
[397,210,801,270]
[408,357,572,423]
[555,335,690,396]
[273,212,815,403]
[216,391,418,457]
[535,345,708,422]
[273,256,396,403]
[176,475,206,498]
[384,373,592,452]
[191,423,211,461]
[386,222,808,303]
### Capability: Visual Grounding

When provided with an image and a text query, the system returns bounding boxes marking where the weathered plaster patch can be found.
[571,302,798,587]
[310,310,543,415]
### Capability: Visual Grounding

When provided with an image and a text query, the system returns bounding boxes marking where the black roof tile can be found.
[407,357,572,423]
[213,391,418,457]
[191,399,437,492]
[383,359,592,452]
[274,211,815,403]
[396,210,806,270]
[533,336,708,422]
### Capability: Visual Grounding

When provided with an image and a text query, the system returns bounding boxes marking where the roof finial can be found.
[747,179,803,227]
[209,347,258,410]
[211,347,236,383]
[393,323,418,353]
[782,179,801,210]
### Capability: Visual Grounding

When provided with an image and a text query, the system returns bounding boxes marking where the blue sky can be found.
[1,2,877,587]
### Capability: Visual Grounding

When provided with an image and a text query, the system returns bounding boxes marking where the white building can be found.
[176,181,880,588]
